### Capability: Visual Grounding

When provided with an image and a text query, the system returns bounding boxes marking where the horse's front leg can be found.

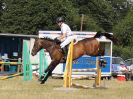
[40,59,60,84]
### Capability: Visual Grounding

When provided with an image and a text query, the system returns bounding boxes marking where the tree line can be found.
[0,0,133,59]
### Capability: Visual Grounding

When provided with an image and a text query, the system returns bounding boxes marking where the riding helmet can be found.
[56,17,64,23]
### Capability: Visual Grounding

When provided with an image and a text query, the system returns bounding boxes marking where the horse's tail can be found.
[94,31,119,45]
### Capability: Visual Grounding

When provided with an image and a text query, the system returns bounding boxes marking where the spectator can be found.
[118,61,128,72]
[130,61,133,73]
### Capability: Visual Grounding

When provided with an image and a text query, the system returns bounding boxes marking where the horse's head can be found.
[31,38,43,56]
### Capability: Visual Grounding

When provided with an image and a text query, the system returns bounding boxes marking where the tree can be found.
[0,0,4,32]
[0,0,132,34]
[106,0,131,20]
[71,0,118,32]
[0,0,78,34]
[112,8,133,59]
[113,10,133,47]
[0,0,4,19]
[71,0,133,32]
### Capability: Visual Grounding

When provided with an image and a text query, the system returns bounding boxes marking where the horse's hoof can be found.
[40,80,45,84]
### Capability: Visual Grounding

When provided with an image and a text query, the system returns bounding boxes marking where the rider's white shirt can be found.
[60,23,76,48]
[61,23,73,37]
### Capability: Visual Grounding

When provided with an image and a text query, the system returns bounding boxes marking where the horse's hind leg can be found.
[40,60,60,84]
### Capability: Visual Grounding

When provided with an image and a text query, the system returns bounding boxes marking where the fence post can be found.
[23,40,32,81]
[63,40,74,88]
[95,57,101,87]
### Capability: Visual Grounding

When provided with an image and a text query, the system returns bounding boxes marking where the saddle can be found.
[54,38,77,59]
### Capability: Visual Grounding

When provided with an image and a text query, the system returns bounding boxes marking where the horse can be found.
[31,31,118,84]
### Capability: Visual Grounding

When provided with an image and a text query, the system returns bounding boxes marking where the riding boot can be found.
[62,47,67,55]
[62,46,68,60]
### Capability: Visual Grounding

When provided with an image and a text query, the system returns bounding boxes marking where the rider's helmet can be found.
[56,17,64,23]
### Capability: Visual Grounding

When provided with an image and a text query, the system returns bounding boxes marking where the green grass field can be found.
[0,77,133,99]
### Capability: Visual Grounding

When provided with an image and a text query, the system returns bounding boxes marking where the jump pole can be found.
[95,57,101,87]
[71,57,103,89]
[0,68,39,80]
[0,72,23,80]
[0,62,21,65]
[63,44,102,88]
[63,40,74,88]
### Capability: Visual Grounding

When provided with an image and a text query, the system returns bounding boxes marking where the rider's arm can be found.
[57,33,67,41]
[57,23,67,41]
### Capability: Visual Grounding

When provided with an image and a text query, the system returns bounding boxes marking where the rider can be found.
[56,17,75,56]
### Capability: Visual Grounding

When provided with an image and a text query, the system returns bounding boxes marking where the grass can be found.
[0,76,133,99]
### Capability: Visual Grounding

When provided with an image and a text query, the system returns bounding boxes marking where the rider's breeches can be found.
[60,35,77,48]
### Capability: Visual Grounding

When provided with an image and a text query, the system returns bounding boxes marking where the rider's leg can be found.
[60,36,73,56]
[60,36,74,52]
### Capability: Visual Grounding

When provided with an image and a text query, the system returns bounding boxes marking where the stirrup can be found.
[63,56,67,60]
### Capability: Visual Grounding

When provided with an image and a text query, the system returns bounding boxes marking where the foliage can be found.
[113,10,133,47]
[0,1,2,15]
[113,45,133,59]
[112,2,133,59]
[73,14,103,31]
[71,0,119,32]
[106,0,131,20]
[0,0,133,58]
[72,0,132,32]
[0,0,4,26]
[0,0,78,34]
[0,0,132,34]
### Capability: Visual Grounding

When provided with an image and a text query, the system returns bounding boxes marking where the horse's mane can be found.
[41,37,61,44]
[43,37,54,42]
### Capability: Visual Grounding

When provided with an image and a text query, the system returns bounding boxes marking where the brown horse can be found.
[31,31,118,84]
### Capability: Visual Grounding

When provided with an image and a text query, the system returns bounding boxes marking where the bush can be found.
[113,45,133,60]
